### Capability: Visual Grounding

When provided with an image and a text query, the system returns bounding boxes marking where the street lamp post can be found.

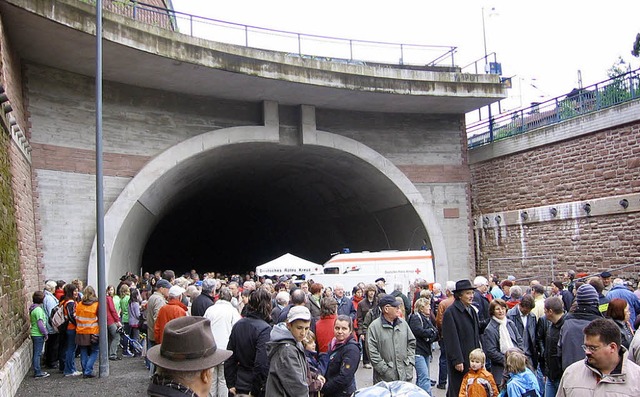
[482,6,494,142]
[482,7,489,71]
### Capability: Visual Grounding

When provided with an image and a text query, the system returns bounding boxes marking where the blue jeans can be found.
[536,366,545,395]
[545,378,560,397]
[80,342,99,376]
[31,336,45,376]
[64,329,77,374]
[415,354,432,395]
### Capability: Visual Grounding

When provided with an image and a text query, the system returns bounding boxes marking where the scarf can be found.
[328,334,353,352]
[149,374,199,396]
[493,316,514,354]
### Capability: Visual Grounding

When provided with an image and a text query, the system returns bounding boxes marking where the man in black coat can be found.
[442,280,482,397]
[190,278,217,317]
[539,296,566,397]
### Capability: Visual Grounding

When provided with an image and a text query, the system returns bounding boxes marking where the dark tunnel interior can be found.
[141,143,429,277]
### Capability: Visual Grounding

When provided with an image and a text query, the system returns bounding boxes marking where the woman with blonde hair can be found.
[76,286,100,378]
[409,298,438,394]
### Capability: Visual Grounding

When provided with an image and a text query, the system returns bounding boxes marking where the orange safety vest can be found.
[62,299,76,331]
[75,301,99,335]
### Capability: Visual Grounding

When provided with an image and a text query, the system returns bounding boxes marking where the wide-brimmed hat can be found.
[452,279,476,293]
[147,317,232,371]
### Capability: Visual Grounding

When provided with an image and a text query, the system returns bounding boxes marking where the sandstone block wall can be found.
[471,122,640,283]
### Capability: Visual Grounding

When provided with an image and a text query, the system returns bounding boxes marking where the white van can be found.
[308,250,434,297]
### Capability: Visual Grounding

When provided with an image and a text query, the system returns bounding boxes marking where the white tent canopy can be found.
[255,253,323,276]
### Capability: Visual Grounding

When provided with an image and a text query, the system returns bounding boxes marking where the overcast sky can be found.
[171,0,640,116]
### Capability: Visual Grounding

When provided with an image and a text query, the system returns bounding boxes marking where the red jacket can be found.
[315,314,337,353]
[106,296,121,326]
[154,299,187,344]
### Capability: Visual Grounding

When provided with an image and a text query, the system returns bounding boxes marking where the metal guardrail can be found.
[98,0,458,67]
[467,68,640,148]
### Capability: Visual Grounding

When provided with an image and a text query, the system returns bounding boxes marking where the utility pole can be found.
[95,0,109,377]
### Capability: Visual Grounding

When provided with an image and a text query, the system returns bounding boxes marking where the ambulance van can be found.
[308,250,434,297]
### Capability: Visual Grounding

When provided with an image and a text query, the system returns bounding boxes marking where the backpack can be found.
[50,301,68,331]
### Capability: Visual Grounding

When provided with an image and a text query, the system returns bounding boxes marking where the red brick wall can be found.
[472,124,640,212]
[31,143,150,177]
[0,16,39,367]
[470,123,640,282]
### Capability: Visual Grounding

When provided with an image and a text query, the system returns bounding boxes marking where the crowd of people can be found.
[27,268,640,397]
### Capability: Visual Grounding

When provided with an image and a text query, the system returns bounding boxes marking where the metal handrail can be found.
[467,67,640,148]
[461,52,498,74]
[98,0,457,67]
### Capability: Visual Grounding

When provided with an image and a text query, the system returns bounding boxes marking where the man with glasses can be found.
[556,318,640,396]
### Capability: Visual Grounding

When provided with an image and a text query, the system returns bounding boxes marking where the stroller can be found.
[117,327,144,356]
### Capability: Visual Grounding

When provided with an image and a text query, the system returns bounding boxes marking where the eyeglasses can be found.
[581,344,602,353]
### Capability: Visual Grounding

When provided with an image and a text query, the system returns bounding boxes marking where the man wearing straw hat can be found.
[147,316,232,397]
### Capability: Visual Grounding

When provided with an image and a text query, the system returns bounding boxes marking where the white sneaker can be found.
[363,363,372,369]
[64,371,82,377]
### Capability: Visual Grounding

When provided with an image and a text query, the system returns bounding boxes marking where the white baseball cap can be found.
[169,285,186,297]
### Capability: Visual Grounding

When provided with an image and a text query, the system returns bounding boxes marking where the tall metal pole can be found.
[481,7,488,70]
[95,0,109,377]
[482,7,494,141]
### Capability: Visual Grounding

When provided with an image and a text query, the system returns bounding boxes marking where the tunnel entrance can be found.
[140,143,429,277]
[88,125,448,287]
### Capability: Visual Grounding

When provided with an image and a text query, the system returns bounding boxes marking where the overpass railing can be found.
[467,67,640,148]
[96,0,457,67]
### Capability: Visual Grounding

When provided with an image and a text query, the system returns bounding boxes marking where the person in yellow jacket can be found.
[76,286,100,378]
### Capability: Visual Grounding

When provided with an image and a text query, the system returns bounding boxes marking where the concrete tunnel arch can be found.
[87,124,450,286]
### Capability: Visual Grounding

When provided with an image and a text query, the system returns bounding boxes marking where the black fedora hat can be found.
[147,316,232,372]
[452,279,476,293]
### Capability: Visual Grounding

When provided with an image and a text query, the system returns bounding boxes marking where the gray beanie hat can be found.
[576,283,599,306]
